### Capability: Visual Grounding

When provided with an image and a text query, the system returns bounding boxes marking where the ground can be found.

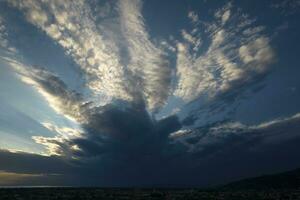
[0,188,300,200]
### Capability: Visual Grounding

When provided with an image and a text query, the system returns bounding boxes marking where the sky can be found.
[0,0,300,187]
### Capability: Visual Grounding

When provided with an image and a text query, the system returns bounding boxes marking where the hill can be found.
[222,168,300,190]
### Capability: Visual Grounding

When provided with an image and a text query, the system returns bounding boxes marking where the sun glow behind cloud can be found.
[0,171,43,185]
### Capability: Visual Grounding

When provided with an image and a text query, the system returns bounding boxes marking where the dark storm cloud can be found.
[0,150,106,186]
[1,110,300,186]
[154,113,300,186]
[58,102,182,162]
[0,149,70,175]
[11,65,183,158]
[13,66,181,159]
[4,65,300,186]
[176,113,300,156]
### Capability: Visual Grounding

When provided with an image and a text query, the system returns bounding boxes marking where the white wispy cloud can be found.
[214,2,232,25]
[9,0,135,104]
[32,135,66,156]
[0,16,16,53]
[8,1,276,110]
[174,4,275,102]
[188,11,199,23]
[181,29,201,50]
[119,0,172,111]
[8,0,174,112]
[41,122,83,139]
[32,121,85,156]
[271,0,300,15]
[34,122,84,156]
[8,61,86,122]
[0,17,9,49]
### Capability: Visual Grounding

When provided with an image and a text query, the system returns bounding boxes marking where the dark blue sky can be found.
[0,0,300,186]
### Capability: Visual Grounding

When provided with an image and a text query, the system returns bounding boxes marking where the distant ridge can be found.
[222,168,300,190]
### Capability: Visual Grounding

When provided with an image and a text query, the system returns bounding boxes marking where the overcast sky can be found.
[0,0,300,187]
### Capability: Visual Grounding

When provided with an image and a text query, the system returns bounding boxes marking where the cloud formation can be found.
[9,62,85,122]
[7,0,276,111]
[1,111,300,186]
[8,0,173,112]
[174,3,275,102]
[271,0,300,15]
[0,16,16,53]
[9,0,135,104]
[7,60,181,159]
[2,0,295,187]
[171,113,300,154]
[119,0,172,111]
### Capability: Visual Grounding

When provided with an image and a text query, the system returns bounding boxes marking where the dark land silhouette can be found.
[0,168,299,199]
